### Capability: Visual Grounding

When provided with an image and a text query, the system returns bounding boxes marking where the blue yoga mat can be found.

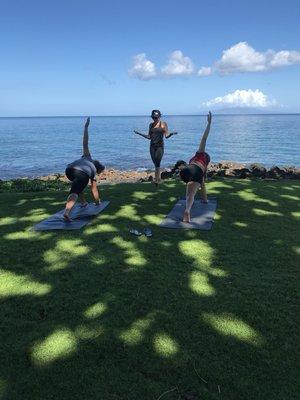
[159,197,217,230]
[33,202,110,231]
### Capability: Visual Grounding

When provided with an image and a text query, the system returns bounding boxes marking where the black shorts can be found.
[150,145,164,168]
[65,167,90,195]
[180,164,204,184]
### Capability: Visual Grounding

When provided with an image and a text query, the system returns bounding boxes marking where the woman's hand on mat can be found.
[85,117,90,128]
[207,111,212,124]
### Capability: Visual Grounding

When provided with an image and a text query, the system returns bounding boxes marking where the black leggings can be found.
[150,145,164,168]
[180,164,204,184]
[65,167,90,195]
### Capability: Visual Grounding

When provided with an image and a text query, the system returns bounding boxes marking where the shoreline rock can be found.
[1,162,299,184]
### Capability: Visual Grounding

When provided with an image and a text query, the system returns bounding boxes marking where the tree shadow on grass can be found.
[0,179,299,400]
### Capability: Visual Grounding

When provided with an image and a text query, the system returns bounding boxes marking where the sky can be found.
[1,0,300,116]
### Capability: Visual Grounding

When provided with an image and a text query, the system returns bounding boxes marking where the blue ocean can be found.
[0,114,299,179]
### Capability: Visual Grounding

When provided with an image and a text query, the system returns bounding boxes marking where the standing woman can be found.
[63,117,105,221]
[134,110,177,185]
[173,112,212,222]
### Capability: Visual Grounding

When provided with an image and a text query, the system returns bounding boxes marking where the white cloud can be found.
[128,53,157,80]
[129,43,300,80]
[216,42,300,74]
[217,42,267,73]
[198,66,213,76]
[268,50,300,67]
[203,89,275,108]
[161,50,195,77]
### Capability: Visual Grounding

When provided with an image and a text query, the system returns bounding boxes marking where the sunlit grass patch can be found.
[0,217,17,226]
[4,230,52,241]
[189,271,215,296]
[0,269,51,298]
[131,191,153,200]
[280,194,299,201]
[179,239,214,269]
[153,333,179,357]
[202,313,264,346]
[84,302,107,319]
[111,237,147,267]
[144,214,163,224]
[31,328,77,366]
[19,212,50,222]
[291,211,300,219]
[233,221,248,228]
[119,315,154,345]
[44,239,90,271]
[253,208,283,217]
[75,324,105,340]
[115,204,140,221]
[292,246,300,256]
[84,223,118,235]
[237,189,278,207]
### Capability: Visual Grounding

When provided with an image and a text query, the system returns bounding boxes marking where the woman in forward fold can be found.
[134,109,177,185]
[174,112,212,223]
[63,117,105,221]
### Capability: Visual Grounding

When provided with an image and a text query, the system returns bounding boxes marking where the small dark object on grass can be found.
[38,307,47,320]
[129,229,142,236]
[143,228,153,237]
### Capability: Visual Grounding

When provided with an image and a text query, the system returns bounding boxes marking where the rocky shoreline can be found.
[7,162,300,184]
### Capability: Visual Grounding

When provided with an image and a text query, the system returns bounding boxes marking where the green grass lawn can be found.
[0,179,299,400]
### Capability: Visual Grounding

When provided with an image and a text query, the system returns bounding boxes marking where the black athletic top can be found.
[150,122,164,147]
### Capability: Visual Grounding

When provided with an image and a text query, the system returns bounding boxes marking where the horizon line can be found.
[1,113,300,118]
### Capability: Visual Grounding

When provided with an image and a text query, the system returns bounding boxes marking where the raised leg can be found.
[198,111,212,153]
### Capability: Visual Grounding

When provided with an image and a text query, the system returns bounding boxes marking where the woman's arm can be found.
[134,130,150,139]
[163,122,178,139]
[83,117,91,157]
[90,180,100,204]
[165,131,178,139]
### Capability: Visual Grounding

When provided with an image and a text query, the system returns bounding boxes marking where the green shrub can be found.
[0,179,69,193]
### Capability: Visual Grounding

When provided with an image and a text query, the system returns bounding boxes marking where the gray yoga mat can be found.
[159,197,217,230]
[33,202,110,231]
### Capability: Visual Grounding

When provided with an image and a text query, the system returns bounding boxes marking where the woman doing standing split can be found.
[63,117,105,221]
[173,112,212,223]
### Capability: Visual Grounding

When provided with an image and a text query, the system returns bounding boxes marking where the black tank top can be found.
[150,122,164,147]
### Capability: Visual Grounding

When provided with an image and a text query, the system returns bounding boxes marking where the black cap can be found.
[151,109,161,118]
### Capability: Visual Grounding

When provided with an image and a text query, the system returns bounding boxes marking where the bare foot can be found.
[183,210,191,223]
[63,213,72,222]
